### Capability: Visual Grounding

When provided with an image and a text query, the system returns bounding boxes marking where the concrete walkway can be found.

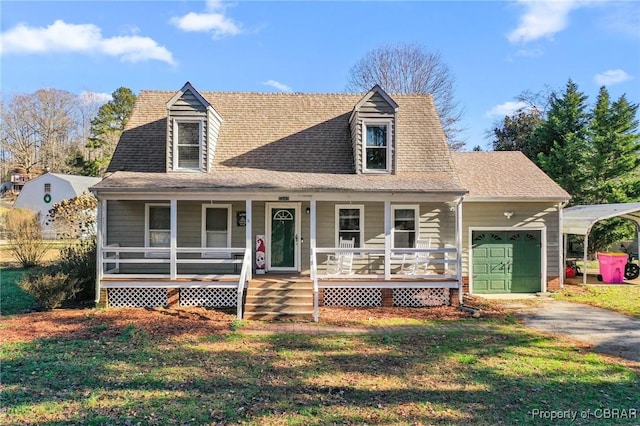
[504,300,640,362]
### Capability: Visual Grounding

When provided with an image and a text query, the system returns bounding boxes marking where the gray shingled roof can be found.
[451,151,570,200]
[92,170,465,194]
[101,89,464,194]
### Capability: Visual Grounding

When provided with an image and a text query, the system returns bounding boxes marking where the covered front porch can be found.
[95,193,464,321]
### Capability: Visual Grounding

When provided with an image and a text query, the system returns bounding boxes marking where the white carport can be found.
[563,203,640,285]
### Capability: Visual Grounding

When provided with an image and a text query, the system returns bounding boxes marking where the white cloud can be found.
[170,0,241,38]
[0,20,175,64]
[79,91,112,104]
[262,80,292,92]
[485,101,529,118]
[515,47,544,58]
[594,69,631,86]
[508,0,582,43]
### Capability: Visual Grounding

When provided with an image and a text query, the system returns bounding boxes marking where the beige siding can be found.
[167,90,208,171]
[461,202,561,277]
[313,201,456,274]
[352,92,397,174]
[207,112,221,172]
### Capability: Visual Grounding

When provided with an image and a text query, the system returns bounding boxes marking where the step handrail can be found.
[237,247,251,320]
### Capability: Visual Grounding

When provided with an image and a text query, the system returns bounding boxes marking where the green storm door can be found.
[270,207,296,269]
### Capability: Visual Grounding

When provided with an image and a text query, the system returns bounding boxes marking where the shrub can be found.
[3,208,49,267]
[53,239,97,301]
[19,270,80,310]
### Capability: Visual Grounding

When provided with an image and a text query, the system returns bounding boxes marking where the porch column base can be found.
[450,289,461,307]
[97,288,108,308]
[167,288,179,307]
[381,289,393,307]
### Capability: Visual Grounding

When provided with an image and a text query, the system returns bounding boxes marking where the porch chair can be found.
[401,238,432,275]
[326,238,355,275]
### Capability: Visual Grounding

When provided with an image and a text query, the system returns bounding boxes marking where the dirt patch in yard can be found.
[0,297,507,344]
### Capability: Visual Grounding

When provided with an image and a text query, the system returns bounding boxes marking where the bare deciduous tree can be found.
[1,94,39,172]
[346,43,465,150]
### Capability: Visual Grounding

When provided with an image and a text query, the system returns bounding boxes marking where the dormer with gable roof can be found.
[166,82,223,173]
[349,85,399,175]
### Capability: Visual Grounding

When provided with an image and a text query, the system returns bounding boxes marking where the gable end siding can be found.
[167,90,208,171]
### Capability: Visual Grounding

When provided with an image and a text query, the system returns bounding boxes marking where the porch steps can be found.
[243,277,314,320]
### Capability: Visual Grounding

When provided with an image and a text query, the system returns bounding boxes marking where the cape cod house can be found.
[91,82,569,320]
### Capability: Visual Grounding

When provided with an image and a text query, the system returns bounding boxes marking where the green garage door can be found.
[472,231,541,293]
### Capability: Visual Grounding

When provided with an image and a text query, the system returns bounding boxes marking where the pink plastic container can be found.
[597,253,628,283]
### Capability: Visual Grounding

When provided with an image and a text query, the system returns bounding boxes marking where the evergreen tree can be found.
[584,87,640,251]
[83,87,136,176]
[491,108,543,162]
[535,80,591,204]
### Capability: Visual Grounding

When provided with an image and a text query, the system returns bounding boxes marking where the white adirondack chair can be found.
[401,238,432,275]
[326,238,355,275]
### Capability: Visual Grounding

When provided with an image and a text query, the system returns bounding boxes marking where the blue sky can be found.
[1,0,639,149]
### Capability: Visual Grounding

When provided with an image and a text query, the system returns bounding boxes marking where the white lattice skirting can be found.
[108,288,168,308]
[323,288,382,307]
[393,288,450,307]
[180,288,236,307]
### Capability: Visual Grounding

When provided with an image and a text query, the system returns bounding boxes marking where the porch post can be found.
[310,200,318,322]
[245,199,252,280]
[95,198,105,303]
[456,198,463,305]
[310,199,317,271]
[170,198,177,280]
[384,200,391,280]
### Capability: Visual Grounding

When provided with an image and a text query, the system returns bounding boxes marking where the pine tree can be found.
[83,87,136,176]
[535,80,591,204]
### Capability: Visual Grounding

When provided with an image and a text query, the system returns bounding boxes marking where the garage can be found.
[472,230,542,293]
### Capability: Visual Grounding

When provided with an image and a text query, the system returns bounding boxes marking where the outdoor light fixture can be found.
[306,207,311,214]
[504,211,514,219]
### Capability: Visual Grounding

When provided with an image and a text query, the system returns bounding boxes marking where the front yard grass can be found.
[554,284,640,318]
[1,310,639,425]
[0,268,36,315]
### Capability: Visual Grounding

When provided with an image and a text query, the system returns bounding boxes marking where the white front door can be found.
[266,203,301,272]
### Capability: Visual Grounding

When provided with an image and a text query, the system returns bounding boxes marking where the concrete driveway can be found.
[501,299,640,362]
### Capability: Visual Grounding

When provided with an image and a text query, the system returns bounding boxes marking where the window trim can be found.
[44,183,51,194]
[172,118,204,171]
[391,205,420,248]
[334,204,365,248]
[145,203,170,258]
[201,204,232,258]
[361,119,393,174]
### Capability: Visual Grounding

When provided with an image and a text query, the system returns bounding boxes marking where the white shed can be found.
[13,173,101,236]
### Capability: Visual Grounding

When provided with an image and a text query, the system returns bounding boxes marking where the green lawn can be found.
[2,268,639,425]
[554,285,640,318]
[2,317,639,425]
[0,268,36,315]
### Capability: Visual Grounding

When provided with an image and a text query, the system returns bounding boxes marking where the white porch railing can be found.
[311,245,461,322]
[99,246,252,319]
[99,246,249,279]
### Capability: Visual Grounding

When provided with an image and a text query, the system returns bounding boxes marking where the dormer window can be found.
[173,119,202,171]
[363,120,392,173]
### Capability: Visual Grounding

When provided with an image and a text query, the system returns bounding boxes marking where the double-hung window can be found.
[392,205,419,248]
[363,120,392,173]
[202,205,232,258]
[173,120,202,171]
[145,203,170,257]
[335,205,364,248]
